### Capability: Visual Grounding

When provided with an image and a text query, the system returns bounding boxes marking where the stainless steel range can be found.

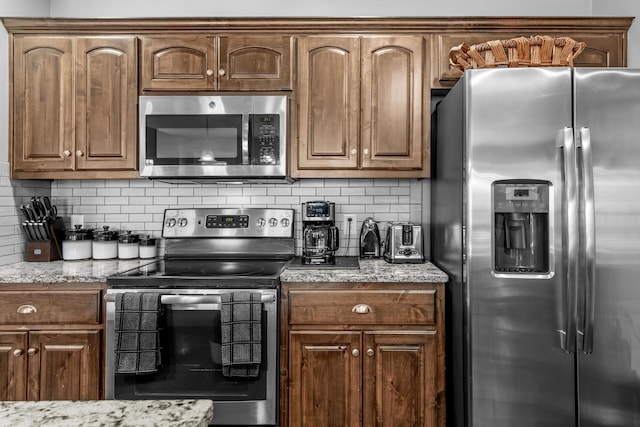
[105,208,294,427]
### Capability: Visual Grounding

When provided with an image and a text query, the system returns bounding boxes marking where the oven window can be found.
[114,307,269,400]
[146,115,244,165]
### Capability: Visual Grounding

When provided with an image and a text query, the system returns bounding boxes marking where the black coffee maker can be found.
[301,201,339,265]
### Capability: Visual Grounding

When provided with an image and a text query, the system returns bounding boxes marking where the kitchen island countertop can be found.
[0,399,214,427]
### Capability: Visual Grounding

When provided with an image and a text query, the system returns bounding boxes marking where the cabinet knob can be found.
[352,348,360,357]
[13,349,23,357]
[27,348,38,356]
[366,348,375,357]
[206,69,214,76]
[218,69,226,76]
[63,150,72,157]
[352,304,371,314]
[76,150,84,157]
[350,149,357,156]
[363,148,370,156]
[17,304,37,314]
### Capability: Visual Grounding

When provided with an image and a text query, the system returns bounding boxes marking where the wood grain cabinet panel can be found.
[11,35,138,179]
[0,288,104,401]
[141,34,292,91]
[294,35,428,178]
[282,282,445,427]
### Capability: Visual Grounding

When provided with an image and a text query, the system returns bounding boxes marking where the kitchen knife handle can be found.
[557,127,579,354]
[578,127,596,354]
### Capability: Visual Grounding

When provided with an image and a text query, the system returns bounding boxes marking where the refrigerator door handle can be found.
[557,127,580,354]
[578,127,596,354]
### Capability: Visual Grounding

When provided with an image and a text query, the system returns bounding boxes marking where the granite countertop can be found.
[0,257,447,285]
[281,258,448,283]
[0,259,156,284]
[0,399,213,427]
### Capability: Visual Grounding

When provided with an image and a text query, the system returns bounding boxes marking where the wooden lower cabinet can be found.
[0,286,104,401]
[282,282,445,427]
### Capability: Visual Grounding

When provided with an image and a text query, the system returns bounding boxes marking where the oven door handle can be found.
[105,294,276,304]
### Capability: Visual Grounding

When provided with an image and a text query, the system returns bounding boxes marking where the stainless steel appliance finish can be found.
[106,208,295,426]
[432,67,640,427]
[383,222,424,263]
[359,217,381,258]
[139,95,288,181]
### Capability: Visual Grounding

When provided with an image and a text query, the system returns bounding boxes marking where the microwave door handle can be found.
[242,113,250,165]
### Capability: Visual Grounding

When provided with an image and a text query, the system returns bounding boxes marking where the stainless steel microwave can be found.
[139,95,288,181]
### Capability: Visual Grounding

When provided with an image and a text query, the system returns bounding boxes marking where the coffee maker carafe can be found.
[302,201,339,265]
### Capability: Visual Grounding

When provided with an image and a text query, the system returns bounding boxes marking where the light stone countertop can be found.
[280,258,448,283]
[0,399,213,427]
[0,259,157,284]
[0,257,447,285]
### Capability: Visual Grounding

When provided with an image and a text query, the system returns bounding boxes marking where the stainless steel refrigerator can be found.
[431,67,640,427]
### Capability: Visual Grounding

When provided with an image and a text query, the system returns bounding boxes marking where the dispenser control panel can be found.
[494,183,549,213]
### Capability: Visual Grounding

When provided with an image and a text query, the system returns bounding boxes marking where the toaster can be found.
[383,222,424,264]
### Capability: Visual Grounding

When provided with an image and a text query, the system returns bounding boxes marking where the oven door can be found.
[105,288,278,426]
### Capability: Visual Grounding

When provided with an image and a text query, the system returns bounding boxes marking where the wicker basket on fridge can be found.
[449,35,587,72]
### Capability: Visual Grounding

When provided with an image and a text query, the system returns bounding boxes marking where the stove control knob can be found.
[178,218,188,227]
[280,218,290,228]
[268,218,278,228]
[166,218,177,228]
[256,218,266,228]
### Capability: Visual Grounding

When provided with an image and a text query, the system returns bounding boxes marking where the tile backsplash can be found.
[1,172,426,265]
[50,178,425,257]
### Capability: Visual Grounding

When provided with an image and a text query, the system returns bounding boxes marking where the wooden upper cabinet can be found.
[295,35,428,178]
[11,35,138,179]
[297,36,360,170]
[361,36,424,170]
[75,37,138,172]
[12,36,74,174]
[141,34,292,91]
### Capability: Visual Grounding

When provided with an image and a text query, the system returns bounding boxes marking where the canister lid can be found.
[118,230,140,244]
[139,235,157,246]
[94,225,119,241]
[65,224,93,241]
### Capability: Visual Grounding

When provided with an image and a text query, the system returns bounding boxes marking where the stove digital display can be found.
[206,215,249,228]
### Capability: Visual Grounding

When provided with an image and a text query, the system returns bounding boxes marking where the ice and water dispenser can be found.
[493,181,549,274]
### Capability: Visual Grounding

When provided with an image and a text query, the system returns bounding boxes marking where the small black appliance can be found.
[301,201,339,265]
[359,217,381,258]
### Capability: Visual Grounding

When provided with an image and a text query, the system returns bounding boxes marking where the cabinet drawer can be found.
[0,291,101,325]
[288,289,436,325]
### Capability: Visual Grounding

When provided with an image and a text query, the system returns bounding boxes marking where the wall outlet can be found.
[70,214,84,228]
[343,214,357,235]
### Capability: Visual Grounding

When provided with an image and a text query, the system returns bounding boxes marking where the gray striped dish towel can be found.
[221,291,262,378]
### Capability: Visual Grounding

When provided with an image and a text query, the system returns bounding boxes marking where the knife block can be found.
[26,240,61,262]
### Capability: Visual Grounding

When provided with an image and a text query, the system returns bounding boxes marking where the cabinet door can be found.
[297,36,360,170]
[27,330,101,401]
[75,36,138,171]
[218,35,292,90]
[361,36,425,170]
[289,331,362,427]
[0,332,28,401]
[12,36,74,173]
[141,35,216,90]
[363,331,437,427]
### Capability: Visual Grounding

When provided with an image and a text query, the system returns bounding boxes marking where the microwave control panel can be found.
[250,114,280,165]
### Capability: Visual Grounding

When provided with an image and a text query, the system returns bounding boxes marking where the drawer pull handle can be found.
[27,348,38,356]
[13,349,23,357]
[352,304,371,314]
[17,305,37,314]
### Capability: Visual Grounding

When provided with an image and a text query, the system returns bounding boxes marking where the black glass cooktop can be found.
[107,258,293,288]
